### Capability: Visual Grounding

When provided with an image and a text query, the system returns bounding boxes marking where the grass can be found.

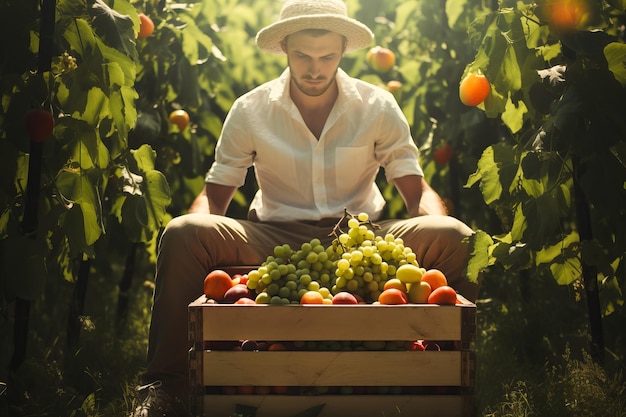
[1,252,625,417]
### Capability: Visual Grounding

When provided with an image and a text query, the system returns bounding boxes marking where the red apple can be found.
[223,284,254,304]
[332,292,358,305]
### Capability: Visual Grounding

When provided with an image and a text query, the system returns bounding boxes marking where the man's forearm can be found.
[187,183,237,215]
[393,175,447,217]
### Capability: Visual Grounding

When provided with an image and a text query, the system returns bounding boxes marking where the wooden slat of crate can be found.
[189,295,476,343]
[190,350,474,387]
[193,394,475,417]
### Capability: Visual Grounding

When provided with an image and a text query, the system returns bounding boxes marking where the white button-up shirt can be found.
[206,68,423,222]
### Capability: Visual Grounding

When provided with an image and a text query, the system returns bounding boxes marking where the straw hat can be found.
[256,0,374,54]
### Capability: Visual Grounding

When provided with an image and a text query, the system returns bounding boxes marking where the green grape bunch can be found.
[246,210,420,304]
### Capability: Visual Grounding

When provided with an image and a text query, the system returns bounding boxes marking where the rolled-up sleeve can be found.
[205,100,254,187]
[372,95,423,182]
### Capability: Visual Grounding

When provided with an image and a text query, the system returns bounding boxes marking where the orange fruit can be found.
[300,290,324,304]
[137,13,154,39]
[408,281,432,304]
[234,297,256,305]
[366,46,396,73]
[169,109,190,130]
[427,285,457,305]
[267,342,287,351]
[236,385,255,395]
[203,269,234,301]
[386,80,403,93]
[25,109,55,143]
[378,288,408,305]
[421,269,448,291]
[459,72,490,106]
[383,278,407,292]
[331,292,358,305]
[549,0,588,31]
[433,142,453,165]
[272,386,289,394]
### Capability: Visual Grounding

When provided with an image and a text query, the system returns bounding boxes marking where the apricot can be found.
[203,269,234,301]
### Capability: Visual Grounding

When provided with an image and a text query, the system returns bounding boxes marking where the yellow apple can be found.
[408,281,432,304]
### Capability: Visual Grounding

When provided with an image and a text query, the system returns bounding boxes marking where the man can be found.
[132,0,478,415]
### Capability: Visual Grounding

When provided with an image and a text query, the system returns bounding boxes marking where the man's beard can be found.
[292,71,337,97]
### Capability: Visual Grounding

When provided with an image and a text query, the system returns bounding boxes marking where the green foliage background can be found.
[0,0,625,415]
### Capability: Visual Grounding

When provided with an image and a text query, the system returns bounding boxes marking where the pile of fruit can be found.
[203,211,460,306]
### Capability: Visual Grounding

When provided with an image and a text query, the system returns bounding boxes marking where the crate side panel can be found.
[198,351,463,386]
[190,303,469,341]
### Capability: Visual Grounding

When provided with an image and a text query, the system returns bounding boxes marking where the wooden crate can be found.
[188,267,476,417]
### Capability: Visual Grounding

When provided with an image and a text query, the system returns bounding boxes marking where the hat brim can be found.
[256,14,374,54]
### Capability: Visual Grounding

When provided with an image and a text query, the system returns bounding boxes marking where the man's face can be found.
[281,31,346,97]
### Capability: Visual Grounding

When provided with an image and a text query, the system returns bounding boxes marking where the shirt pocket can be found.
[255,145,300,195]
[335,146,372,192]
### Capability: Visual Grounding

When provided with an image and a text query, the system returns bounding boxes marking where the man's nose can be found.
[309,63,321,79]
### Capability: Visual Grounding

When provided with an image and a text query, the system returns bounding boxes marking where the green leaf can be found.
[510,203,527,241]
[62,18,97,58]
[535,231,579,266]
[445,0,467,29]
[465,144,517,205]
[55,170,103,247]
[113,145,171,242]
[395,1,419,33]
[549,257,582,286]
[132,144,157,171]
[88,0,137,59]
[581,240,608,268]
[466,230,494,282]
[501,97,527,133]
[81,87,110,126]
[178,14,216,64]
[604,42,626,87]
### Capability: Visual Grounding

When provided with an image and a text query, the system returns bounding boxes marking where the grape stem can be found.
[328,208,380,251]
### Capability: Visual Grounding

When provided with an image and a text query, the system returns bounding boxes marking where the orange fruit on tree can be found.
[300,290,324,304]
[549,0,588,31]
[433,142,453,165]
[427,285,457,305]
[378,288,408,305]
[366,46,396,73]
[386,80,403,94]
[421,269,448,291]
[25,109,55,143]
[137,13,154,39]
[169,109,190,131]
[459,72,490,106]
[203,269,234,301]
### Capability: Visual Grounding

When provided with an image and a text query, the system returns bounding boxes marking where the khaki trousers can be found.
[143,213,477,398]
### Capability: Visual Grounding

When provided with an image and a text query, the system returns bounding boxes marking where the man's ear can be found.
[280,39,287,53]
